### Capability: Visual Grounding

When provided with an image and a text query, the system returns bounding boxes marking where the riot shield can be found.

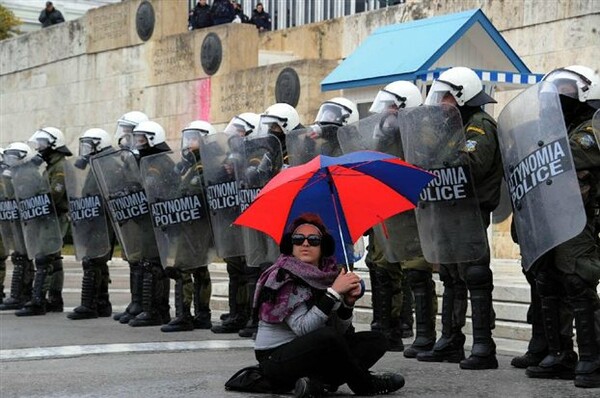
[400,104,487,264]
[0,174,17,252]
[0,174,28,256]
[497,82,586,270]
[91,149,159,263]
[286,124,343,166]
[199,132,244,259]
[235,135,283,267]
[593,109,600,146]
[337,112,422,263]
[11,161,62,259]
[140,151,216,270]
[64,158,111,261]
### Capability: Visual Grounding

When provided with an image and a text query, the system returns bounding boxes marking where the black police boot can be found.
[97,262,112,317]
[192,268,212,329]
[512,271,548,368]
[212,271,247,334]
[367,262,382,332]
[238,283,258,338]
[373,267,403,351]
[118,262,143,324]
[129,262,163,327]
[0,255,27,311]
[573,295,600,388]
[526,296,578,379]
[15,262,49,317]
[67,261,98,320]
[404,273,436,358]
[460,289,498,369]
[161,270,194,333]
[400,275,414,338]
[417,281,466,363]
[46,256,64,312]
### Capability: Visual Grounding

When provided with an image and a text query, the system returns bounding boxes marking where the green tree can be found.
[0,5,22,41]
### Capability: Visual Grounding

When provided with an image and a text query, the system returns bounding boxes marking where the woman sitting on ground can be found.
[253,213,405,396]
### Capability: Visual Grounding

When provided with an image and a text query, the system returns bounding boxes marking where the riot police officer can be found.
[110,111,149,324]
[158,120,217,332]
[415,67,503,369]
[370,81,439,356]
[0,145,34,311]
[16,127,72,316]
[66,128,116,319]
[524,66,600,387]
[210,113,261,334]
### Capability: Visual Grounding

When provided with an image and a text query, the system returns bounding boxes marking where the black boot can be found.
[512,270,548,368]
[367,263,382,332]
[15,261,49,317]
[460,289,498,369]
[97,261,112,317]
[212,264,247,334]
[374,267,403,351]
[238,266,268,338]
[129,261,164,327]
[0,254,28,310]
[400,272,414,338]
[118,262,144,324]
[67,260,99,320]
[365,373,405,395]
[417,270,466,363]
[193,268,212,329]
[526,296,578,379]
[161,268,194,332]
[573,295,600,388]
[404,272,436,358]
[46,255,63,312]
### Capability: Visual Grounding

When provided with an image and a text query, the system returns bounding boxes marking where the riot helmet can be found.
[132,120,166,152]
[75,128,112,169]
[29,126,72,157]
[181,120,215,165]
[3,142,39,167]
[115,111,149,149]
[224,113,261,136]
[315,97,359,126]
[425,67,496,107]
[543,65,600,110]
[258,103,300,138]
[370,81,423,113]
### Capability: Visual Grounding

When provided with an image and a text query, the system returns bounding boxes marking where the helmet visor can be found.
[315,103,351,126]
[181,129,203,152]
[224,116,253,136]
[132,133,150,150]
[3,149,27,166]
[424,80,457,106]
[369,90,402,113]
[78,137,100,157]
[258,115,286,136]
[544,70,585,100]
[115,123,135,149]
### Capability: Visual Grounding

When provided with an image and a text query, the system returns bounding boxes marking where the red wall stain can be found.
[196,78,211,121]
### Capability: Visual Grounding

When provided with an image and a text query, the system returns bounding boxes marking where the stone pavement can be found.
[0,257,597,397]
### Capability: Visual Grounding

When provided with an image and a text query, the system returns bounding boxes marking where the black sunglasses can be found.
[291,234,322,247]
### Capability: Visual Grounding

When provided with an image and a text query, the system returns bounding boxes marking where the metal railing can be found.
[188,0,405,31]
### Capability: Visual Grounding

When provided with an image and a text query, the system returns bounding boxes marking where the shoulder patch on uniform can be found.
[53,183,64,192]
[577,133,596,150]
[466,126,486,135]
[463,140,477,152]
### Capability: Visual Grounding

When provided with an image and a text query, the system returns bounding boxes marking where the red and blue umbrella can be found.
[234,150,435,265]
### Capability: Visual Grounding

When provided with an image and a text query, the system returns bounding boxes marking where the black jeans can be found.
[256,327,389,394]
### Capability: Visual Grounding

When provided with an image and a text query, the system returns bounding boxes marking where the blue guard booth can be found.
[321,8,544,117]
[322,8,544,225]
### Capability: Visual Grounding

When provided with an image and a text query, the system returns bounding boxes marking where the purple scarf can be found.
[253,254,339,324]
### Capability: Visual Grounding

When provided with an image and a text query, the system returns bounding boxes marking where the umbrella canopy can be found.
[234,150,435,264]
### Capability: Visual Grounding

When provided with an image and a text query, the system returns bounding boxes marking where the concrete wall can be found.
[1,0,598,258]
